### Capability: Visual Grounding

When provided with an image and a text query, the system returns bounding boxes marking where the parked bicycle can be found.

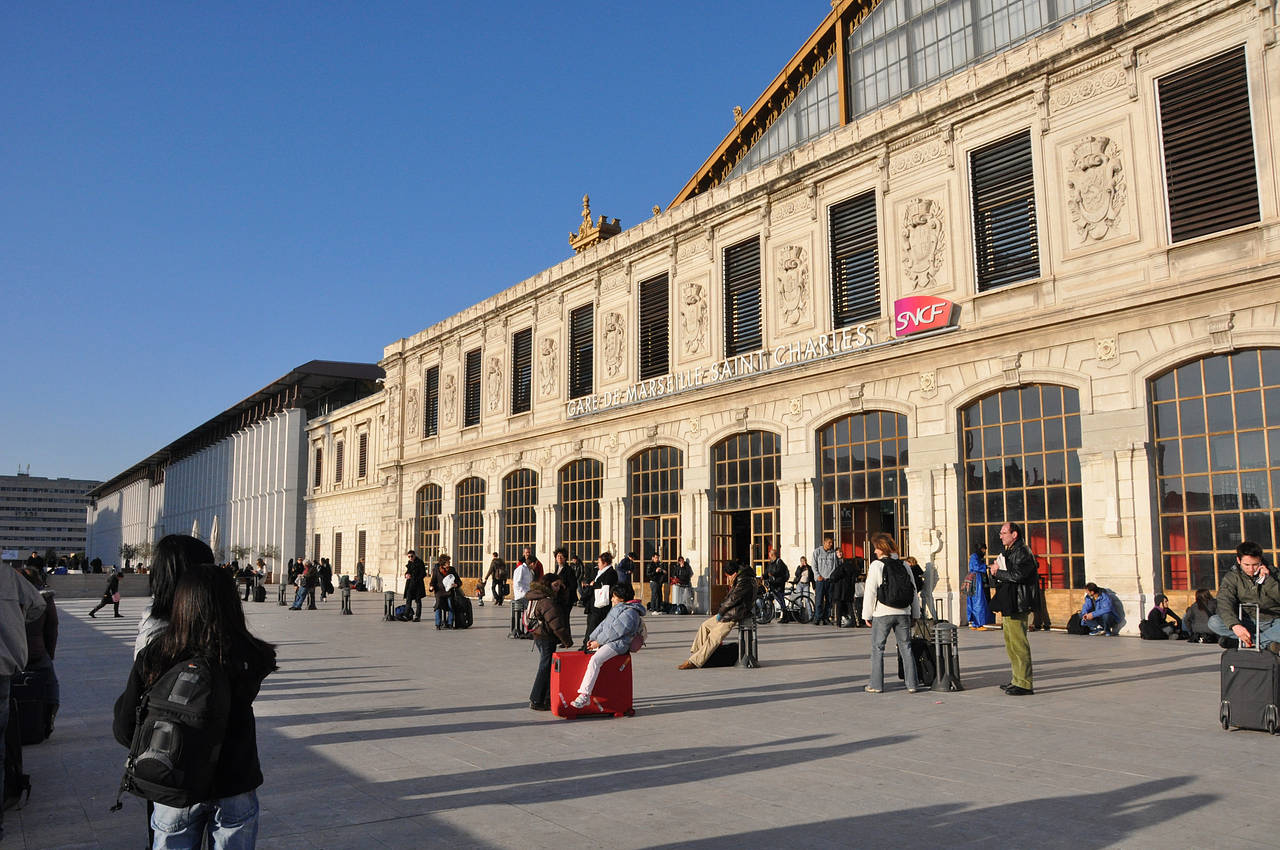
[753,580,814,624]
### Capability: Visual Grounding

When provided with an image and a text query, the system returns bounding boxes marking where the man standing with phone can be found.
[989,522,1038,696]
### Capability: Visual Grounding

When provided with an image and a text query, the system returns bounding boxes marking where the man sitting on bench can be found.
[678,562,756,670]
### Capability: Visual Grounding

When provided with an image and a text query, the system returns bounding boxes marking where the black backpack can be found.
[878,557,916,609]
[113,656,230,810]
[4,698,31,809]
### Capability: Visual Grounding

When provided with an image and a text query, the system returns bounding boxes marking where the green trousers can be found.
[1002,611,1034,689]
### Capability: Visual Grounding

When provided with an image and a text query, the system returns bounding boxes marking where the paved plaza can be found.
[9,592,1279,849]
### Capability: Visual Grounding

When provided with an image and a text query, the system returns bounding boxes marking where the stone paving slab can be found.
[8,592,1278,849]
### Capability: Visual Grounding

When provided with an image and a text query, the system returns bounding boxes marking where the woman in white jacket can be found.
[861,533,921,694]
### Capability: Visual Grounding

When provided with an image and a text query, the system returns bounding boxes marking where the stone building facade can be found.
[309,0,1280,629]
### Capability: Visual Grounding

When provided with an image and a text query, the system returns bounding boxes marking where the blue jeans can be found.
[152,790,259,849]
[435,597,452,627]
[1087,612,1118,635]
[290,586,307,609]
[869,615,917,691]
[772,587,787,619]
[529,637,557,705]
[1208,614,1280,648]
[813,580,830,623]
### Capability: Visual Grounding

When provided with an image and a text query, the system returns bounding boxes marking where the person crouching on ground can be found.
[678,562,755,670]
[573,583,645,708]
[861,533,921,694]
[114,563,277,847]
[1081,583,1118,636]
[526,575,573,711]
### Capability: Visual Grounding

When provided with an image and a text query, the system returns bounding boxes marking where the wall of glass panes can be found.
[628,446,684,565]
[559,459,602,561]
[817,411,910,556]
[502,469,538,566]
[730,59,839,178]
[1150,349,1280,590]
[454,478,485,578]
[961,385,1084,588]
[415,483,442,560]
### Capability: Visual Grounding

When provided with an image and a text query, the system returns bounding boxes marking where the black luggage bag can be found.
[252,582,267,603]
[1220,604,1280,734]
[10,671,49,746]
[509,598,530,639]
[451,588,473,630]
[896,637,937,686]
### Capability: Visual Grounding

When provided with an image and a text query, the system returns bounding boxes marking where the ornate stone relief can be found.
[538,339,557,397]
[919,370,938,399]
[686,417,704,440]
[676,237,710,263]
[1065,135,1125,242]
[1096,337,1118,363]
[601,269,628,293]
[442,375,457,425]
[1049,65,1126,111]
[384,384,400,447]
[787,398,804,420]
[775,245,810,326]
[1208,312,1235,353]
[603,312,625,378]
[604,432,620,454]
[405,388,418,438]
[773,187,815,221]
[486,357,502,413]
[889,139,948,176]
[679,283,708,354]
[901,198,946,290]
[1001,354,1022,386]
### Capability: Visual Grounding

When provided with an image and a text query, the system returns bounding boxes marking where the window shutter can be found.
[638,274,670,380]
[333,533,342,571]
[424,366,439,437]
[569,304,594,399]
[829,191,879,327]
[313,447,323,489]
[724,238,762,356]
[1159,46,1259,243]
[511,328,533,414]
[357,529,366,563]
[971,130,1039,291]
[464,349,482,426]
[357,433,368,478]
[333,440,344,484]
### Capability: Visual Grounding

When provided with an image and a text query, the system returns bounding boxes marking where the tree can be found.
[230,544,254,563]
[135,541,154,565]
[118,542,139,570]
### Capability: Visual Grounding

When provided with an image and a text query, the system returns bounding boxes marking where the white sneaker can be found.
[571,694,590,709]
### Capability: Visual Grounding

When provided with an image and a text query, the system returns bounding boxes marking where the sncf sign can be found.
[894,296,958,337]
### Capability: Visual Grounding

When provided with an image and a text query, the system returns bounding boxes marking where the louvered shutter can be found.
[638,274,670,380]
[971,130,1039,291]
[511,328,533,413]
[423,366,439,437]
[464,349,481,426]
[724,238,762,356]
[1159,46,1259,243]
[829,191,879,327]
[569,304,594,399]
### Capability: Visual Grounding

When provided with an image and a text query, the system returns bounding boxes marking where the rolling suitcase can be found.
[253,582,267,603]
[550,650,634,718]
[509,599,530,639]
[1220,604,1280,734]
[451,590,473,630]
[10,671,48,745]
[897,622,938,687]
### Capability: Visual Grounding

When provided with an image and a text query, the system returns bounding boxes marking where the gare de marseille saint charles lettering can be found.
[565,295,957,418]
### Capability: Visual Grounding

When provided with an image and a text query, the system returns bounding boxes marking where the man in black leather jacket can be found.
[678,562,756,669]
[989,522,1039,695]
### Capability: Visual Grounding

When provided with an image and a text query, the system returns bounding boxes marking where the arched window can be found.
[961,385,1083,588]
[629,446,684,574]
[1150,349,1280,589]
[559,459,602,561]
[454,477,485,579]
[502,469,538,566]
[816,411,909,561]
[710,431,780,581]
[415,484,442,560]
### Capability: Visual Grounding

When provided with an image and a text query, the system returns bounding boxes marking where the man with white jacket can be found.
[861,533,921,694]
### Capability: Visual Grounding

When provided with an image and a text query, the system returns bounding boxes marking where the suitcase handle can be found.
[1239,603,1262,652]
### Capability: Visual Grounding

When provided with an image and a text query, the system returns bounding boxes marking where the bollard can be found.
[340,585,352,615]
[277,581,287,606]
[931,621,964,692]
[737,617,759,668]
[383,590,396,621]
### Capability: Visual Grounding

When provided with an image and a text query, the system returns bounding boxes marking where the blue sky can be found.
[2,1,823,482]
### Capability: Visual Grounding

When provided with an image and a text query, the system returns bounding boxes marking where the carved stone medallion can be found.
[775,245,810,326]
[901,198,946,290]
[1065,135,1125,241]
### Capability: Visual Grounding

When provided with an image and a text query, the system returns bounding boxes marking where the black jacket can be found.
[991,541,1039,615]
[765,558,789,590]
[524,584,573,646]
[404,558,427,601]
[113,640,274,799]
[718,571,757,622]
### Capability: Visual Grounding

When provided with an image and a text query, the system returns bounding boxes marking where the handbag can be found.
[111,591,121,603]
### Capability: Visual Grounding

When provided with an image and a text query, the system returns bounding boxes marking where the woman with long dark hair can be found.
[114,563,277,848]
[136,535,216,657]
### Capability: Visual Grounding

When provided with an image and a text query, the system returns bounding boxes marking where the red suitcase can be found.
[550,650,634,718]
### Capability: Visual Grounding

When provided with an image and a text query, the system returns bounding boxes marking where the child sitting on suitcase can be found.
[572,583,646,709]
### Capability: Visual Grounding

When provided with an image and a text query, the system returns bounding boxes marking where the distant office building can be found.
[0,472,100,560]
[86,361,383,579]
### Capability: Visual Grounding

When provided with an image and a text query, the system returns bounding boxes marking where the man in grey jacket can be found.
[1,563,47,839]
[811,536,840,625]
[1209,540,1280,650]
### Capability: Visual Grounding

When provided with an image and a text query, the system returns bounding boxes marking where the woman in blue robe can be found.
[965,541,995,629]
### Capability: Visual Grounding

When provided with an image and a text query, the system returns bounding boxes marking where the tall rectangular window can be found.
[312,533,321,562]
[568,304,594,399]
[357,432,368,478]
[829,191,880,327]
[423,365,439,437]
[333,440,344,484]
[638,274,670,380]
[357,529,366,564]
[1158,46,1259,243]
[333,532,342,572]
[464,348,482,427]
[511,327,533,414]
[313,447,323,489]
[723,238,762,356]
[971,130,1038,291]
